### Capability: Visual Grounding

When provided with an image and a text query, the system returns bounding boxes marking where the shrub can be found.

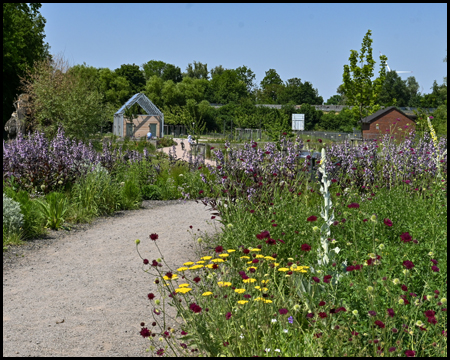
[34,192,70,230]
[141,185,162,200]
[3,193,24,234]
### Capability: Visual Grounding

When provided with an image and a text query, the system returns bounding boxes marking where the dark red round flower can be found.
[347,202,360,209]
[148,293,155,300]
[149,233,159,241]
[400,232,412,243]
[306,312,314,318]
[375,320,385,328]
[405,350,416,357]
[312,276,320,283]
[193,276,201,283]
[279,308,288,315]
[215,245,223,253]
[431,265,440,272]
[140,327,151,338]
[318,139,323,143]
[403,260,415,269]
[301,243,312,252]
[346,265,355,272]
[318,312,327,318]
[387,308,395,318]
[225,312,232,320]
[265,238,277,245]
[318,301,326,306]
[189,303,202,313]
[156,348,165,356]
[430,259,438,265]
[307,215,317,222]
[401,284,408,291]
[143,259,149,264]
[323,275,332,283]
[383,218,393,227]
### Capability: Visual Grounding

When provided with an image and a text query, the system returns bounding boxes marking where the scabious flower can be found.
[347,202,360,208]
[400,232,412,243]
[405,350,416,357]
[301,243,312,252]
[431,265,440,272]
[323,275,332,283]
[403,260,415,269]
[225,312,232,320]
[312,277,320,283]
[189,303,202,313]
[279,308,288,315]
[149,233,159,241]
[307,215,317,222]
[387,308,395,318]
[375,320,385,328]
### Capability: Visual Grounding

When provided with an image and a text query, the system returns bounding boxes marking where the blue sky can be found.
[40,3,447,103]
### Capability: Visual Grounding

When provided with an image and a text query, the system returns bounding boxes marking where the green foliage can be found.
[325,94,344,105]
[34,192,69,230]
[141,184,162,200]
[377,71,410,107]
[3,3,50,136]
[98,68,132,108]
[114,63,146,94]
[184,61,209,80]
[209,69,248,104]
[341,29,387,122]
[3,193,24,234]
[119,173,142,210]
[20,55,109,140]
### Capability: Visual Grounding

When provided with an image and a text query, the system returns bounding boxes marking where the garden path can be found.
[3,200,220,357]
[158,138,217,167]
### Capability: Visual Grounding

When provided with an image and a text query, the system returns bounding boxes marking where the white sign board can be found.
[292,114,305,131]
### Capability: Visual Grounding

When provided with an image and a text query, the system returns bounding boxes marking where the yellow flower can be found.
[287,257,294,261]
[227,249,236,253]
[254,297,263,301]
[177,267,189,272]
[189,265,204,270]
[240,256,250,259]
[243,278,257,283]
[368,253,376,259]
[255,254,265,258]
[278,268,290,272]
[163,274,178,280]
[219,254,229,258]
[254,286,261,290]
[263,299,272,303]
[261,280,270,285]
[235,288,246,294]
[399,299,405,305]
[183,262,195,266]
[247,266,257,271]
[196,261,206,264]
[217,281,232,287]
[202,291,213,296]
[250,248,261,252]
[178,283,190,288]
[211,258,225,263]
[175,288,192,294]
[247,261,253,264]
[205,264,216,269]
[272,263,280,267]
[264,256,276,261]
[392,278,400,285]
[201,256,212,260]
[237,300,248,305]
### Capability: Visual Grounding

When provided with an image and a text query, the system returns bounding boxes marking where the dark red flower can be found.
[243,294,251,299]
[347,202,360,208]
[427,316,437,325]
[243,248,250,254]
[307,215,317,222]
[306,312,314,318]
[165,272,173,279]
[212,263,219,269]
[312,277,320,283]
[318,301,326,306]
[156,348,165,356]
[346,265,355,272]
[193,276,201,283]
[215,245,223,253]
[149,233,159,241]
[387,308,395,318]
[265,238,277,245]
[405,350,416,357]
[403,260,415,269]
[318,312,327,319]
[148,293,155,300]
[375,320,385,328]
[223,341,229,347]
[180,330,187,335]
[256,230,270,239]
[323,275,332,283]
[225,312,232,320]
[389,347,396,352]
[400,232,412,243]
[431,265,440,272]
[301,243,312,252]
[351,331,359,336]
[430,259,438,265]
[318,139,323,143]
[341,218,346,223]
[143,259,149,264]
[279,308,288,315]
[252,259,259,264]
[401,284,408,291]
[272,223,277,227]
[336,307,347,312]
[314,332,322,338]
[140,327,151,338]
[424,310,435,318]
[189,303,202,313]
[368,310,377,317]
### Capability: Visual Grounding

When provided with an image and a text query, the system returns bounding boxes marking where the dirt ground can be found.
[3,200,221,357]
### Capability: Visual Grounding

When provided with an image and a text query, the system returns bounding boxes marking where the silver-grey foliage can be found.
[3,193,24,233]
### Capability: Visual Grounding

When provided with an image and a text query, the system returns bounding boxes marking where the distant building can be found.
[360,106,416,141]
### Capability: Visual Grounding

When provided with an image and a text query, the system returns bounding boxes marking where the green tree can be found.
[341,29,387,122]
[161,80,185,108]
[98,68,132,108]
[236,65,256,95]
[3,3,50,137]
[377,71,410,107]
[20,55,109,140]
[325,94,343,105]
[297,103,323,131]
[142,60,167,80]
[260,68,283,89]
[405,76,421,107]
[210,69,248,104]
[184,61,209,80]
[210,65,226,79]
[162,63,182,83]
[144,75,164,108]
[114,63,146,94]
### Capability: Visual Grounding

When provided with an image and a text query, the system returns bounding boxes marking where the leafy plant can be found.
[34,192,69,230]
[141,185,162,200]
[3,193,24,234]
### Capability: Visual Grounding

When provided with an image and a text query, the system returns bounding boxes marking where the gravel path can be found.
[3,200,221,357]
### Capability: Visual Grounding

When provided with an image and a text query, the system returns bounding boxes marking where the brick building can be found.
[361,106,416,141]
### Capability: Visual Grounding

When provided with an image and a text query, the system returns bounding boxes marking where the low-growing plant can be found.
[34,192,70,230]
[141,185,163,200]
[3,193,24,235]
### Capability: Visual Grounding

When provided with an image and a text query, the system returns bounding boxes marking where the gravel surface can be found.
[3,200,221,357]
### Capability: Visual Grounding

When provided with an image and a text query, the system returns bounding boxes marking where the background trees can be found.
[3,3,50,138]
